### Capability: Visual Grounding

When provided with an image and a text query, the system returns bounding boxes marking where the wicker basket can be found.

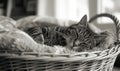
[0,13,120,71]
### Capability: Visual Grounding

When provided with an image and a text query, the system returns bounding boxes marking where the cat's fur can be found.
[26,22,78,48]
[59,15,114,51]
[17,14,114,52]
[17,16,65,44]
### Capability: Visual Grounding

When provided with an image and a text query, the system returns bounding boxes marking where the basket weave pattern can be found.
[0,13,120,71]
[0,45,120,71]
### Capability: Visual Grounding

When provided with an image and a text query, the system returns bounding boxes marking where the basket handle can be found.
[89,13,120,44]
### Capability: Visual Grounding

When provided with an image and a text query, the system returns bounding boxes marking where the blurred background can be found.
[0,0,120,70]
[1,0,120,20]
[0,0,119,32]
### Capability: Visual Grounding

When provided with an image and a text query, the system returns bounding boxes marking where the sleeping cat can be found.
[24,15,114,52]
[17,14,115,52]
[58,15,114,51]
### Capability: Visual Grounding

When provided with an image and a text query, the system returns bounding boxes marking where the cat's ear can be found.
[77,15,87,27]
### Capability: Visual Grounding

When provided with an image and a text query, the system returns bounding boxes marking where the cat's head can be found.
[69,15,96,51]
[57,15,109,52]
[57,15,91,50]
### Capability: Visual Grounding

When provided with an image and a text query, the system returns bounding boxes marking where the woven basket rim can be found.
[0,45,119,62]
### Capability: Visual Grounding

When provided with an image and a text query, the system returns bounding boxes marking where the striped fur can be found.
[67,15,98,51]
[25,14,115,52]
[25,15,97,51]
[65,14,115,52]
[26,24,78,49]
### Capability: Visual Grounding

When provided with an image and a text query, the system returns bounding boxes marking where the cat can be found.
[17,14,115,52]
[24,15,108,52]
[53,14,115,52]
